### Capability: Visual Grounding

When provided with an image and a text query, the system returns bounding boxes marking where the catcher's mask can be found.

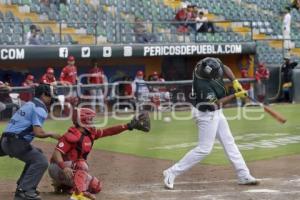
[72,108,96,128]
[194,57,223,80]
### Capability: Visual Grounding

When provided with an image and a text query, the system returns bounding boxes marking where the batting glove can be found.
[234,90,248,98]
[232,79,243,92]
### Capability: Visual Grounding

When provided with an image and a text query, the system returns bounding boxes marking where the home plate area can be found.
[104,177,300,200]
[92,151,300,200]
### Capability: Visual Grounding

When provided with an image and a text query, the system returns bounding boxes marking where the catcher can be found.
[48,108,150,200]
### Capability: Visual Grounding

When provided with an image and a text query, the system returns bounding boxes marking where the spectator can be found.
[174,3,189,33]
[281,55,298,102]
[282,7,292,52]
[60,55,78,115]
[134,17,156,43]
[292,0,300,10]
[20,74,38,103]
[255,63,270,103]
[196,11,215,33]
[195,11,208,32]
[25,25,41,45]
[87,59,106,112]
[40,67,57,85]
[191,5,199,19]
[175,3,188,21]
[186,5,197,29]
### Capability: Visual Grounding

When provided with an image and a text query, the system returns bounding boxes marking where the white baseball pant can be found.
[168,107,250,179]
[283,30,291,50]
[90,88,104,112]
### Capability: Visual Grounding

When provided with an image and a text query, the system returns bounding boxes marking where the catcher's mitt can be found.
[127,112,151,132]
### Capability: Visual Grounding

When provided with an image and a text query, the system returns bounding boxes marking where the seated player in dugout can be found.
[48,108,150,200]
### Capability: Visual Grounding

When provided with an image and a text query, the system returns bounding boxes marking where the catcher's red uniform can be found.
[55,125,128,162]
[49,124,129,198]
[60,65,77,85]
[49,108,149,198]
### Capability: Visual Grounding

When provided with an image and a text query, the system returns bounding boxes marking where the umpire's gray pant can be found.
[0,136,48,193]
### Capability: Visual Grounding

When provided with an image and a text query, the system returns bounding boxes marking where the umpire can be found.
[0,84,60,200]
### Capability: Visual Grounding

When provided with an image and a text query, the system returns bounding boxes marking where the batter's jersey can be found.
[193,78,227,111]
[60,65,77,84]
[4,98,48,142]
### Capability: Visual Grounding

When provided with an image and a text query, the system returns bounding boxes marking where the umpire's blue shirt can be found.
[4,98,48,142]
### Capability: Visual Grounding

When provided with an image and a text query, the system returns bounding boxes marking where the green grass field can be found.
[0,104,300,179]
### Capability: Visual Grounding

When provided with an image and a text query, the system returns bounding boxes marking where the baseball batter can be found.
[163,57,258,189]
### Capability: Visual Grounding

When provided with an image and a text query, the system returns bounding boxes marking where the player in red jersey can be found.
[40,67,56,85]
[87,60,106,112]
[149,72,171,111]
[48,108,150,200]
[59,56,78,115]
[60,56,77,85]
[255,63,270,103]
[20,74,38,102]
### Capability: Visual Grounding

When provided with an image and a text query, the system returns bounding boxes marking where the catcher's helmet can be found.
[72,108,96,127]
[194,57,223,79]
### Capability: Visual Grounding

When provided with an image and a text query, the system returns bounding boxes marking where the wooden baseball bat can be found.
[247,96,287,124]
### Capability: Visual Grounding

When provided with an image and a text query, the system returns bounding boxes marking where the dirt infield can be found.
[0,141,300,200]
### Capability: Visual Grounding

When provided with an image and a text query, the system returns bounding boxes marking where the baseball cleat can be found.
[69,192,95,200]
[238,175,259,185]
[14,189,41,200]
[163,170,176,190]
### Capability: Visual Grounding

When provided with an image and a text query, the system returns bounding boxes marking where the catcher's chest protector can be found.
[75,131,94,160]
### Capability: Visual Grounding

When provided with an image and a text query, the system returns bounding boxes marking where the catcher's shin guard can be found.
[73,160,89,171]
[73,169,102,197]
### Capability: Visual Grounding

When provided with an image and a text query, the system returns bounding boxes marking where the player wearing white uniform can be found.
[163,57,259,189]
[132,70,149,102]
[149,72,171,110]
[283,7,292,51]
